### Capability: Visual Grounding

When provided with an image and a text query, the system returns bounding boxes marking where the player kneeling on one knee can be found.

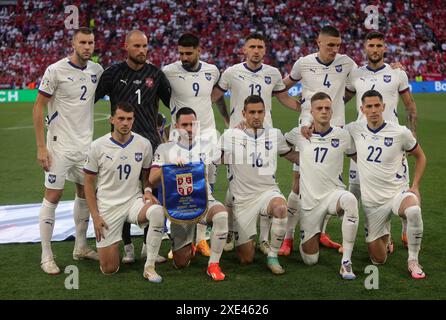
[84,102,165,283]
[147,107,228,281]
[285,92,360,279]
[218,95,300,275]
[345,90,426,279]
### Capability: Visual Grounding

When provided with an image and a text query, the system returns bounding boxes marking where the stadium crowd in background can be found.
[1,0,445,89]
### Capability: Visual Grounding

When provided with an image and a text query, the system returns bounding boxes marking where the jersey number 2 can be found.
[80,86,87,100]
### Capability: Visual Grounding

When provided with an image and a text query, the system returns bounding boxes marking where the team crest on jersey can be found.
[383,75,391,83]
[91,75,97,83]
[176,173,193,196]
[349,170,356,179]
[264,76,271,84]
[48,174,56,184]
[205,73,212,81]
[135,152,143,162]
[384,137,393,147]
[331,138,340,148]
[145,77,154,88]
[265,140,273,150]
[335,65,343,73]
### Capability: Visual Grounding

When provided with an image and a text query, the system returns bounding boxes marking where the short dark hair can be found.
[176,107,197,121]
[73,27,93,40]
[112,101,134,116]
[311,92,332,104]
[319,26,340,38]
[243,95,265,110]
[365,31,385,41]
[178,33,200,47]
[361,90,383,103]
[245,33,266,44]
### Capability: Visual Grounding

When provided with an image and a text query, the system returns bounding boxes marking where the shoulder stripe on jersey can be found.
[38,90,52,98]
[406,142,418,153]
[47,111,59,125]
[109,135,134,148]
[83,168,97,175]
[399,87,410,94]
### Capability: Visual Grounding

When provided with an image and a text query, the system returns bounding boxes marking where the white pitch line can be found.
[2,113,110,130]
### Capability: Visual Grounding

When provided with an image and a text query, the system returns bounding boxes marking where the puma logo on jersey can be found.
[179,75,185,80]
[238,75,245,80]
[120,79,128,85]
[67,77,74,81]
[309,68,316,73]
[106,155,113,161]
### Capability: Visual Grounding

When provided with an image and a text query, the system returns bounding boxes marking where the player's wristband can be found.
[144,187,152,193]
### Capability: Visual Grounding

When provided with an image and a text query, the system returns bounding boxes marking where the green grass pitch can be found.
[0,94,445,299]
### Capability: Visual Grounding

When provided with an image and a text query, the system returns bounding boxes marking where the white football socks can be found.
[209,211,228,264]
[285,191,300,240]
[196,223,207,243]
[339,193,359,263]
[39,198,57,261]
[405,206,423,261]
[73,196,90,251]
[259,212,271,244]
[269,216,287,258]
[144,205,165,268]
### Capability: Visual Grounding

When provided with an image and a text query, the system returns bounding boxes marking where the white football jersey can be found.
[220,128,291,203]
[289,53,357,127]
[151,138,217,193]
[217,63,286,128]
[163,61,219,134]
[38,58,103,152]
[152,138,217,167]
[285,126,350,210]
[346,63,410,123]
[345,121,417,207]
[84,133,153,212]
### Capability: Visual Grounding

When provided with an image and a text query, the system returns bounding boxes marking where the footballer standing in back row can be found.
[33,27,103,274]
[162,33,230,257]
[95,29,171,264]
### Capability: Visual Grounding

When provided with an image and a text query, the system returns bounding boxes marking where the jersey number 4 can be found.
[323,74,331,88]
